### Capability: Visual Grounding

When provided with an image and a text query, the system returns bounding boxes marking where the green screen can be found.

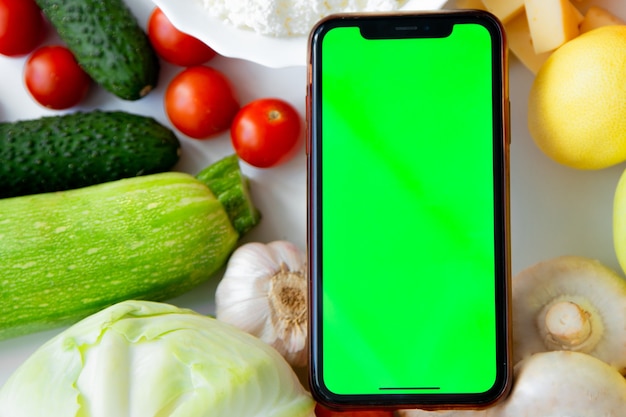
[319,22,498,396]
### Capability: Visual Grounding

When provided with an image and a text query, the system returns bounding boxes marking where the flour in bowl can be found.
[199,0,408,37]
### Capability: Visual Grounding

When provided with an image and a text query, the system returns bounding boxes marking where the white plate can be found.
[153,0,448,68]
[1,0,626,395]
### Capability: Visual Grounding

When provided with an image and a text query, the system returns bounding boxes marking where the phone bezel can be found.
[306,10,511,410]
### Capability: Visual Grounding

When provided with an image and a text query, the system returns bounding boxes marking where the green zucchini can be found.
[35,0,160,100]
[196,155,261,235]
[0,110,180,198]
[0,155,259,340]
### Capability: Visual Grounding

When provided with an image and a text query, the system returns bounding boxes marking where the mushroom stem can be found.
[544,300,592,349]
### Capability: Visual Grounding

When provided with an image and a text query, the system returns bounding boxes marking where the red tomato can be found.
[230,98,301,168]
[24,45,91,110]
[164,66,239,139]
[147,7,216,66]
[315,403,395,417]
[0,0,46,57]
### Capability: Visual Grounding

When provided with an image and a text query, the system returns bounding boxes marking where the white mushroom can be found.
[397,351,626,417]
[493,351,626,417]
[511,255,626,374]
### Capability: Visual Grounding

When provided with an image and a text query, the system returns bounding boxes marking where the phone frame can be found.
[306,10,511,410]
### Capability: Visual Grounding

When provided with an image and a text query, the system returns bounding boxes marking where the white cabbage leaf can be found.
[0,300,315,417]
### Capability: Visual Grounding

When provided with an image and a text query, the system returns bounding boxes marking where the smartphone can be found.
[307,10,511,410]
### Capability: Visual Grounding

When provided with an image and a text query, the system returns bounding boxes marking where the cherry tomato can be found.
[315,403,395,417]
[230,98,301,168]
[24,45,91,110]
[164,66,239,139]
[147,7,216,66]
[0,0,46,57]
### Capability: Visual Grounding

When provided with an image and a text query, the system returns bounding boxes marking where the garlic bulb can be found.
[215,240,308,367]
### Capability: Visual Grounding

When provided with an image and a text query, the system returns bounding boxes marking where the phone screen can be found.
[308,11,510,408]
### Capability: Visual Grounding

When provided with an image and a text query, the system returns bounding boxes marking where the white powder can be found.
[200,0,408,37]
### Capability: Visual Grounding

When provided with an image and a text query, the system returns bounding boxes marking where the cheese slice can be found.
[580,6,625,34]
[525,0,580,53]
[482,0,524,23]
[506,11,552,74]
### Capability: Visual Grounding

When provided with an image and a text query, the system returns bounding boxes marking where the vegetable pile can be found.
[0,0,308,415]
[0,0,302,167]
[2,0,625,416]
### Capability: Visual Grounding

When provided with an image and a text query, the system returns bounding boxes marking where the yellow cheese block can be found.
[506,11,552,74]
[570,2,584,24]
[482,0,524,23]
[525,0,580,53]
[580,6,625,34]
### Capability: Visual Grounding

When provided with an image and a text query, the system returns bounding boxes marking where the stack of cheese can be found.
[451,0,624,74]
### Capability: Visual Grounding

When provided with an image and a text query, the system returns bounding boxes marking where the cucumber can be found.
[35,0,159,100]
[0,155,260,340]
[0,110,180,198]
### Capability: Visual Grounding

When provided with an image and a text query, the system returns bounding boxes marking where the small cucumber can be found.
[0,155,260,340]
[0,110,180,198]
[35,0,160,100]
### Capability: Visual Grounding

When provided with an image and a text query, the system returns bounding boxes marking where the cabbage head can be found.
[0,300,315,417]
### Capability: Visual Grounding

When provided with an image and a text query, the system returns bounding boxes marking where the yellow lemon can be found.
[528,25,626,170]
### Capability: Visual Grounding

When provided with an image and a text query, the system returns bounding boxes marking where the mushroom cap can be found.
[495,351,626,417]
[511,256,626,373]
[398,351,626,417]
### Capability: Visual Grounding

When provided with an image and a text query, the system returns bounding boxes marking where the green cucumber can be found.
[35,0,160,100]
[0,155,259,340]
[0,110,181,198]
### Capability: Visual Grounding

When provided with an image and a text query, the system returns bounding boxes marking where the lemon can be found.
[528,25,626,170]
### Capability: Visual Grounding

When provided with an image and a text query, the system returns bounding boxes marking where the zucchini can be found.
[197,155,261,235]
[35,0,159,100]
[0,155,259,340]
[0,110,180,198]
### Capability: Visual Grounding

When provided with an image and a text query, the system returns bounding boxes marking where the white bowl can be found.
[153,0,448,68]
